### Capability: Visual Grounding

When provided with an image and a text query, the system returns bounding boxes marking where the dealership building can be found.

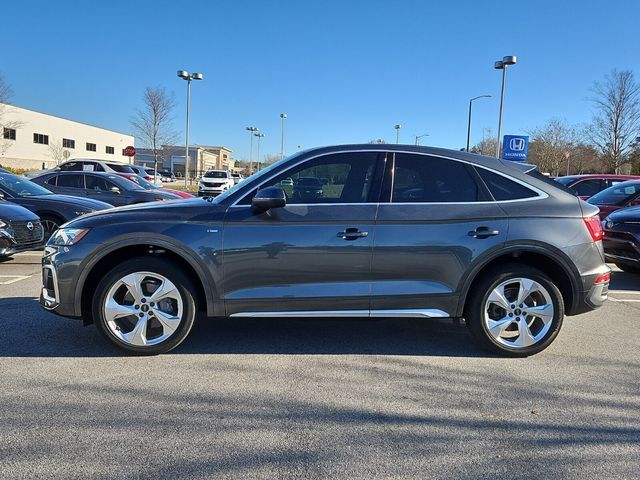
[0,103,134,170]
[134,145,235,178]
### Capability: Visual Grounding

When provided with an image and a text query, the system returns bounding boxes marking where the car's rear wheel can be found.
[92,258,197,355]
[465,264,564,357]
[614,262,640,274]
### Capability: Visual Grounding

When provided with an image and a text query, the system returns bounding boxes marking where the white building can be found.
[0,103,134,170]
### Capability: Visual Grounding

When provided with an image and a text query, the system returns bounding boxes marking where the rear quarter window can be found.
[476,167,538,201]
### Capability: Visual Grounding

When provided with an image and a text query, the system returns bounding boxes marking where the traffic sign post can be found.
[123,146,136,164]
[502,135,529,161]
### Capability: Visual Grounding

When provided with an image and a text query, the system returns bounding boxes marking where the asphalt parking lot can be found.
[1,252,639,479]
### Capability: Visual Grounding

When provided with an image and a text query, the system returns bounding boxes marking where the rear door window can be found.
[56,174,84,188]
[385,153,483,203]
[85,175,112,191]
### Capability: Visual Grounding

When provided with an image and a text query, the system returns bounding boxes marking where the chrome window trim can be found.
[230,148,548,207]
[230,309,449,318]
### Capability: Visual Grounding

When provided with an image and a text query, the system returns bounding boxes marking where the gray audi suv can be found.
[40,145,610,356]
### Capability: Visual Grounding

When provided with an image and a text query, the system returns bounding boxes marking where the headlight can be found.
[49,228,90,246]
[0,219,7,229]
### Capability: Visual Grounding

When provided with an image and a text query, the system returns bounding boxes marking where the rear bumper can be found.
[568,263,610,315]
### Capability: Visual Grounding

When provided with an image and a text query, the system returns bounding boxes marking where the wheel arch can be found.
[456,243,582,318]
[76,235,219,324]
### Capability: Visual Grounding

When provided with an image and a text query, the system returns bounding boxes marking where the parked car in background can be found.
[280,177,293,186]
[602,206,640,274]
[292,176,324,202]
[0,171,111,239]
[0,201,44,258]
[40,144,609,357]
[159,170,176,182]
[116,173,194,199]
[586,180,640,220]
[130,165,163,186]
[554,174,640,199]
[198,170,234,196]
[231,173,245,185]
[31,171,180,207]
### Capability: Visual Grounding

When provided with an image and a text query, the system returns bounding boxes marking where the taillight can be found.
[583,216,603,242]
[594,272,610,284]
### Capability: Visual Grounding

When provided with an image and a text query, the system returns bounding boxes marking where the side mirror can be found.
[251,186,286,213]
[110,186,121,194]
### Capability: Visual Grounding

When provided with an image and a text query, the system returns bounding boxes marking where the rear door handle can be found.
[468,226,500,239]
[337,227,369,241]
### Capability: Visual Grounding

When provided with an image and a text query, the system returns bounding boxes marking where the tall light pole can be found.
[245,126,259,174]
[394,124,402,144]
[494,55,517,158]
[466,95,491,152]
[177,70,203,187]
[279,113,287,160]
[254,132,265,171]
[415,133,429,145]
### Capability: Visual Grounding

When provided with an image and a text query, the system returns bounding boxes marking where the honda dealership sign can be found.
[502,135,529,161]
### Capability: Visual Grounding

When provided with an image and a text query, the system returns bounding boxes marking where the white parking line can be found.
[608,298,640,303]
[0,275,32,285]
[608,290,640,295]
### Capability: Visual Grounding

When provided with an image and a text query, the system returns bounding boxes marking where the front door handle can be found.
[468,226,500,239]
[337,227,369,241]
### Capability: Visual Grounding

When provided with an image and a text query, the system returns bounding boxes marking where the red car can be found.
[116,173,194,199]
[554,174,640,200]
[587,180,640,220]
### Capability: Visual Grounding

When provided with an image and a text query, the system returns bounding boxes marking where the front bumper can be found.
[0,234,43,257]
[198,187,227,197]
[602,229,640,269]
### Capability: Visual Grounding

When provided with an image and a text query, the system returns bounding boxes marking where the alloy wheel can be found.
[103,271,183,347]
[484,277,555,349]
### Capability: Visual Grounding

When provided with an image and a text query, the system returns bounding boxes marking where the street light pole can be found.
[177,70,203,187]
[254,132,265,171]
[279,113,287,160]
[466,95,491,152]
[415,133,429,145]
[394,124,402,144]
[245,126,258,174]
[494,55,517,158]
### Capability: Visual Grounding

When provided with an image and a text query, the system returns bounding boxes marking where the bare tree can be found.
[528,119,577,176]
[470,128,497,156]
[0,74,22,158]
[130,87,178,181]
[587,70,640,173]
[48,138,70,166]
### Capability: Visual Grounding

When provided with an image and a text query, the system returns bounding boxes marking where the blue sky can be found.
[3,0,640,161]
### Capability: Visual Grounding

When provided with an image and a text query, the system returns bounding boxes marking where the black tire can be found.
[465,263,565,357]
[39,214,63,242]
[614,263,640,274]
[92,257,197,355]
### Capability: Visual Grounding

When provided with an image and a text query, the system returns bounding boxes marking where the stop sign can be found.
[124,146,136,157]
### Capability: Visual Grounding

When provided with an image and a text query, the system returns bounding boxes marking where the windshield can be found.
[0,173,52,197]
[296,177,322,187]
[204,171,229,178]
[588,182,640,206]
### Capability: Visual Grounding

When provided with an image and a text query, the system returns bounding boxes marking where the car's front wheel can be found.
[465,264,564,357]
[92,258,197,355]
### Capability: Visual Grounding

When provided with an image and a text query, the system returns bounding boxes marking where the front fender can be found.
[73,232,221,318]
